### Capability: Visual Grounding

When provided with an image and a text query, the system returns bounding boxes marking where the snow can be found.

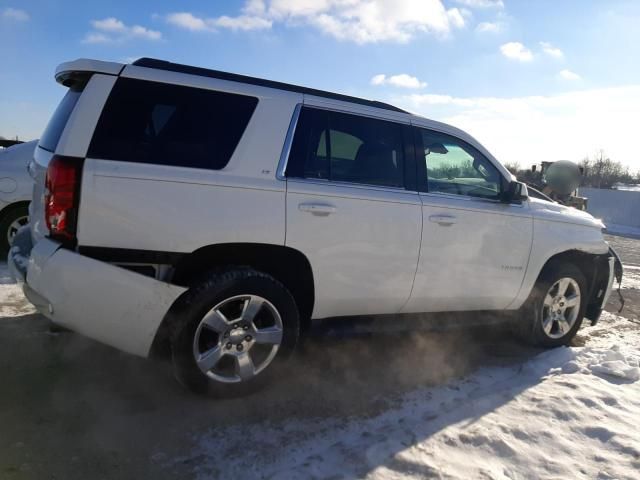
[613,184,640,192]
[1,260,639,479]
[184,312,640,480]
[587,346,640,381]
[0,262,35,317]
[621,265,640,290]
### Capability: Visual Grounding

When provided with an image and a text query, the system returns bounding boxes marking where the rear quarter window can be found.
[88,78,258,170]
[39,88,83,152]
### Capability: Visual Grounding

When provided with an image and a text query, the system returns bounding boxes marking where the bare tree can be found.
[503,162,520,176]
[579,150,637,189]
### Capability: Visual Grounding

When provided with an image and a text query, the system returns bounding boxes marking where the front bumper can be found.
[586,246,623,324]
[8,229,186,357]
[600,251,618,309]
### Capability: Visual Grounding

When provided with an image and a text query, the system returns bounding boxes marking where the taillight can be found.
[45,155,83,245]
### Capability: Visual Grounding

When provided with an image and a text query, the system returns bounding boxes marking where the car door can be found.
[284,105,422,319]
[402,126,533,314]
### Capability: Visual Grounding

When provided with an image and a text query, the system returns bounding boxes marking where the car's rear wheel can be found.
[515,261,587,347]
[169,268,299,396]
[0,204,29,257]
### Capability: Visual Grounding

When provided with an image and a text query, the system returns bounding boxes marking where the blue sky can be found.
[2,0,640,170]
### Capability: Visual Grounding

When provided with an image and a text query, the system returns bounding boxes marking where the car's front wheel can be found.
[515,261,587,347]
[169,268,300,396]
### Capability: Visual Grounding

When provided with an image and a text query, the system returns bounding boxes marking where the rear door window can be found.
[88,78,258,170]
[287,107,406,188]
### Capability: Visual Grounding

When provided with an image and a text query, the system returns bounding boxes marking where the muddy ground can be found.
[0,234,637,480]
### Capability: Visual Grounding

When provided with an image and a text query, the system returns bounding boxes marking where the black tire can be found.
[0,203,29,257]
[514,261,587,347]
[169,267,300,397]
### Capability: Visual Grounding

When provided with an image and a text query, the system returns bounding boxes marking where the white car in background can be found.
[0,140,35,255]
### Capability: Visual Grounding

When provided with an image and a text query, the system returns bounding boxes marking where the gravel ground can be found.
[606,234,640,322]
[0,234,637,479]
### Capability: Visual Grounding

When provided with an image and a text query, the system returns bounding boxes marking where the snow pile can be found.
[547,344,640,382]
[186,312,640,480]
[586,346,640,381]
[0,262,35,317]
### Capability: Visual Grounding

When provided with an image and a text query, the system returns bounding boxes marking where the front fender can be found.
[508,219,608,310]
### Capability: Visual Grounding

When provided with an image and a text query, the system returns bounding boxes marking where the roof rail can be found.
[132,57,407,114]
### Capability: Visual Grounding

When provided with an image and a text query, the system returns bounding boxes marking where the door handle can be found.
[429,214,457,226]
[298,203,336,216]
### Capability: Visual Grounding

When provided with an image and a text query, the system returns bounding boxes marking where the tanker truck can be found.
[529,160,588,210]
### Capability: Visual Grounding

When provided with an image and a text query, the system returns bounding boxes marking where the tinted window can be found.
[39,88,83,152]
[420,129,502,199]
[288,108,405,188]
[89,78,258,170]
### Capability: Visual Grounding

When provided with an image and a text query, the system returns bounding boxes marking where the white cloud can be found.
[2,7,29,21]
[559,69,581,81]
[209,15,272,31]
[130,25,162,40]
[83,17,162,44]
[399,86,640,169]
[166,11,271,32]
[540,41,564,59]
[167,0,468,44]
[371,73,427,89]
[82,33,112,44]
[476,21,502,33]
[500,42,533,62]
[92,17,126,32]
[371,74,387,86]
[454,0,504,8]
[166,12,209,31]
[447,8,466,29]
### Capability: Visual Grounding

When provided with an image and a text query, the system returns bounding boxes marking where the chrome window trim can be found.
[287,177,414,195]
[420,190,526,208]
[276,103,302,180]
[301,100,412,125]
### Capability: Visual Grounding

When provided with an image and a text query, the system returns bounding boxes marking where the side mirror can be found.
[501,180,528,204]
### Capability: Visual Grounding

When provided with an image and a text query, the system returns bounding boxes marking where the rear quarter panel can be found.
[77,70,301,252]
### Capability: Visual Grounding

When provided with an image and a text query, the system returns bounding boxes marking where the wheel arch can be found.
[535,249,610,318]
[151,242,315,358]
[0,200,30,220]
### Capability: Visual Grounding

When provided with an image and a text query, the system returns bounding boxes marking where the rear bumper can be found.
[7,227,29,284]
[8,231,185,357]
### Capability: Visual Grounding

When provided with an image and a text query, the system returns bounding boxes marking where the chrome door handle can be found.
[429,214,457,226]
[298,203,336,216]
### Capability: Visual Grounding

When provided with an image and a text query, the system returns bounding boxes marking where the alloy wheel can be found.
[192,294,284,383]
[541,277,581,339]
[7,215,28,245]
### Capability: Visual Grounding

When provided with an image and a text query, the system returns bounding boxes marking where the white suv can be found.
[9,58,622,396]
